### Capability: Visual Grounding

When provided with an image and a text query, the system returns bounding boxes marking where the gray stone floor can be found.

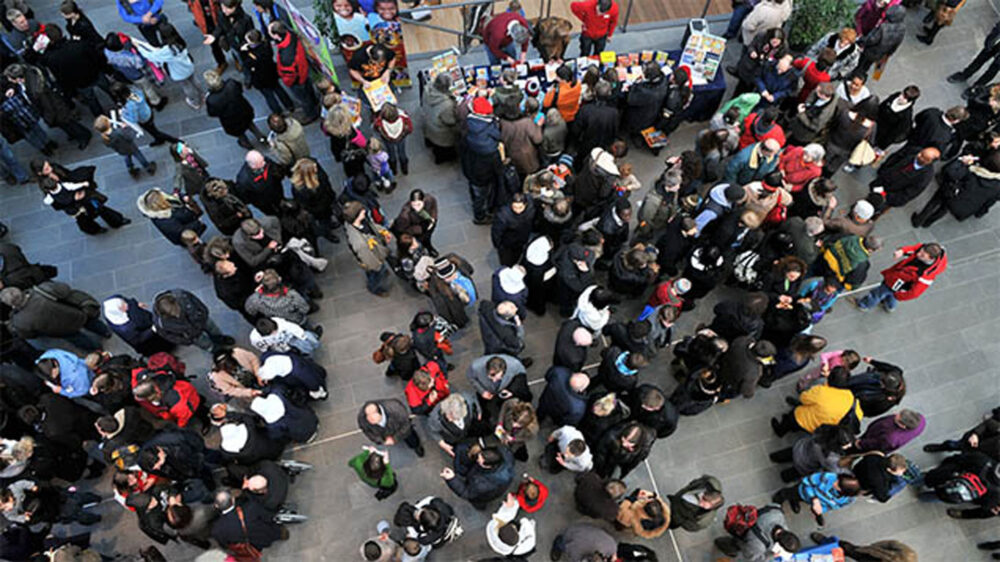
[3,1,1000,560]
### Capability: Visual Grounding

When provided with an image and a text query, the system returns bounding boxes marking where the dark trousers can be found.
[402,428,422,450]
[58,120,93,144]
[911,187,951,227]
[140,116,180,146]
[497,244,525,267]
[75,202,128,235]
[469,182,495,222]
[260,85,295,115]
[541,441,565,474]
[579,35,607,57]
[426,140,457,164]
[136,14,168,46]
[210,40,227,66]
[773,484,803,507]
[76,75,113,117]
[959,44,1000,86]
[289,82,320,121]
[772,411,806,436]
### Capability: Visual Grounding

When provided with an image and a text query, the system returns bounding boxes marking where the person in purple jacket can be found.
[847,408,925,454]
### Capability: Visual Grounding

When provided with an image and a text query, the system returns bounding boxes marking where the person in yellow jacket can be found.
[770,367,863,436]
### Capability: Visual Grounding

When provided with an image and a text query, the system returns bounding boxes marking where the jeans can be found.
[260,86,295,115]
[124,148,152,172]
[579,35,607,57]
[468,182,494,222]
[0,137,28,182]
[134,76,163,107]
[485,42,518,65]
[384,138,408,171]
[857,282,898,311]
[364,262,391,295]
[178,76,203,105]
[289,82,320,121]
[724,4,751,38]
[193,318,229,350]
[22,123,51,151]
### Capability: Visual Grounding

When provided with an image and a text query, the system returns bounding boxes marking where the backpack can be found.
[937,472,988,503]
[147,352,186,377]
[838,397,862,435]
[723,504,759,537]
[109,443,142,471]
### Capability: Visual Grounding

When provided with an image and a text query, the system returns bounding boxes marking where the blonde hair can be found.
[838,27,857,44]
[142,188,174,212]
[322,92,342,110]
[291,158,320,189]
[323,104,353,137]
[94,115,112,141]
[368,137,385,154]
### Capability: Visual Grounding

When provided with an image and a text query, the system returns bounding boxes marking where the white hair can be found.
[802,143,826,162]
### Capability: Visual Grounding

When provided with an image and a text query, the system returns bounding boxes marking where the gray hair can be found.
[0,287,25,309]
[6,9,23,22]
[802,143,826,162]
[432,72,452,92]
[213,488,235,511]
[203,70,223,92]
[438,394,468,421]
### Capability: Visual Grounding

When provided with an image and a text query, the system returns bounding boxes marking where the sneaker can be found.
[922,443,948,452]
[313,325,324,337]
[185,97,202,110]
[237,137,253,149]
[145,162,157,176]
[842,164,857,173]
[771,417,787,437]
[308,388,328,400]
[128,167,142,179]
[880,300,896,313]
[815,514,825,527]
[152,97,169,111]
[77,136,91,150]
[946,508,964,518]
[947,72,967,84]
[848,297,870,312]
[916,34,933,45]
[521,357,534,368]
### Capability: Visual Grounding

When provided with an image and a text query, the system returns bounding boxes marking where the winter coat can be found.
[254,389,318,443]
[269,118,311,167]
[594,422,655,478]
[791,433,846,476]
[906,107,957,153]
[574,100,619,157]
[477,302,525,356]
[779,146,822,193]
[40,37,103,92]
[405,362,451,415]
[872,149,935,208]
[465,113,502,155]
[136,374,202,427]
[596,346,641,393]
[741,0,793,44]
[293,165,339,220]
[500,117,543,175]
[259,350,326,393]
[553,318,589,371]
[574,471,622,522]
[235,159,286,216]
[214,264,255,314]
[622,77,669,134]
[738,505,788,561]
[150,289,210,346]
[274,31,308,87]
[244,286,310,324]
[558,523,618,562]
[667,475,724,532]
[19,64,78,127]
[608,250,653,298]
[491,200,536,253]
[357,398,414,444]
[136,193,205,246]
[725,142,779,186]
[538,365,588,425]
[710,300,765,342]
[211,496,283,551]
[346,218,393,271]
[808,32,860,81]
[794,384,864,433]
[203,187,252,236]
[787,91,837,144]
[8,281,97,339]
[739,112,787,150]
[879,243,947,301]
[859,5,906,59]
[718,336,767,399]
[427,392,481,444]
[423,87,460,148]
[36,349,93,398]
[754,62,798,106]
[875,93,914,148]
[205,79,255,136]
[233,215,283,268]
[0,242,52,290]
[245,41,280,90]
[941,160,1000,220]
[138,429,207,481]
[446,441,515,504]
[617,494,670,539]
[103,295,172,355]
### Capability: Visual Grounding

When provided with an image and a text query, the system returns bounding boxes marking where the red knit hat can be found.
[472,96,493,115]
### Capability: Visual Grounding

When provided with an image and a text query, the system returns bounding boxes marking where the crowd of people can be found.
[0,0,998,560]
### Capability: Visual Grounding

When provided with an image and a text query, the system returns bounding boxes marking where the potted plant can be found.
[787,0,855,51]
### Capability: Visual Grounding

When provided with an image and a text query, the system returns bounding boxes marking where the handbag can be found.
[849,140,878,167]
[227,507,264,562]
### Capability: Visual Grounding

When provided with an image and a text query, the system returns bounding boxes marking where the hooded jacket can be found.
[151,289,209,346]
[274,31,308,87]
[423,87,460,148]
[405,362,450,415]
[136,192,205,246]
[667,475,724,532]
[465,112,501,155]
[860,5,906,59]
[446,441,515,503]
[36,349,93,398]
[596,346,640,393]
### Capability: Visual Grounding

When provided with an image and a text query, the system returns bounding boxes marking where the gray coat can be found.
[426,392,480,444]
[232,215,283,268]
[466,354,526,395]
[345,219,392,271]
[422,87,460,148]
[357,399,414,444]
[791,434,846,476]
[559,523,618,561]
[10,281,96,338]
[739,505,787,562]
[787,91,838,144]
[269,118,311,167]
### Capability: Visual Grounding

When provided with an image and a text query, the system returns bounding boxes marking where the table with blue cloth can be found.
[668,49,728,123]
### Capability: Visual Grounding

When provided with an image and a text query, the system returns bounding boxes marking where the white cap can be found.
[220,423,249,453]
[853,200,875,221]
[258,355,293,381]
[250,394,286,424]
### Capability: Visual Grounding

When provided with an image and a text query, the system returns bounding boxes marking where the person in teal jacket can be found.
[35,349,95,398]
[772,471,861,526]
[348,446,398,500]
[724,139,781,186]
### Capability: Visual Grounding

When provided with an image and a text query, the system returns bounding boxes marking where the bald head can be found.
[916,147,941,167]
[496,301,518,319]
[762,138,781,155]
[569,373,590,392]
[245,150,265,169]
[573,328,593,347]
[246,475,268,493]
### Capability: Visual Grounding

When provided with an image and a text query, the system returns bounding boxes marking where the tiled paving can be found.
[3,1,1000,560]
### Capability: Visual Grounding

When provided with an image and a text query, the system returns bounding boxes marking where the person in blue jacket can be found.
[441,441,515,509]
[536,366,590,426]
[35,349,95,398]
[258,351,328,400]
[102,295,174,356]
[116,0,167,46]
[755,54,797,109]
[251,0,290,35]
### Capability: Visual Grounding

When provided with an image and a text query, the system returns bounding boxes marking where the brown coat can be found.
[616,496,670,539]
[501,117,544,176]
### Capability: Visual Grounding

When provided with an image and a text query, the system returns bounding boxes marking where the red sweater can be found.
[793,57,831,103]
[483,12,530,61]
[738,112,786,150]
[881,244,947,301]
[570,0,619,39]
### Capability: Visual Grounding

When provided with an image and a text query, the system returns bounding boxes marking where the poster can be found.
[278,0,340,85]
[331,0,411,88]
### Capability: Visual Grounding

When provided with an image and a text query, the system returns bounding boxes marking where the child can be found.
[366,137,396,193]
[94,115,156,178]
[798,276,843,331]
[614,162,641,197]
[180,229,211,273]
[332,0,370,45]
[797,348,861,392]
[516,475,549,513]
[347,446,397,500]
[372,103,413,175]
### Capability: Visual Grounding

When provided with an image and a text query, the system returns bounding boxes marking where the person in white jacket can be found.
[741,0,793,45]
[485,493,536,557]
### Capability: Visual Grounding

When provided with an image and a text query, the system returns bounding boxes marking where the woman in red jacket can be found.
[779,143,825,193]
[405,361,451,415]
[851,242,947,312]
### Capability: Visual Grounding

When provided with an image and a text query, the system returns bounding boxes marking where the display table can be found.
[669,49,728,123]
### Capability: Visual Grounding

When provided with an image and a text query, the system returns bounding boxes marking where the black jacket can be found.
[203,186,252,236]
[573,470,620,522]
[596,346,639,393]
[393,497,455,546]
[574,100,619,157]
[245,41,280,89]
[906,108,957,154]
[139,429,206,481]
[446,442,515,504]
[593,422,655,479]
[235,159,286,216]
[872,147,934,207]
[34,393,98,450]
[552,319,588,371]
[625,384,679,439]
[206,79,255,136]
[940,159,1000,220]
[214,266,255,313]
[477,300,524,356]
[875,93,914,148]
[211,497,283,551]
[491,201,536,252]
[655,216,695,276]
[717,336,765,399]
[853,455,895,503]
[0,242,53,290]
[608,250,652,298]
[622,77,668,134]
[152,289,210,346]
[101,406,157,463]
[709,300,764,342]
[39,37,103,92]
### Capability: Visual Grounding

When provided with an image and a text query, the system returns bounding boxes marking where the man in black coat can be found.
[596,199,632,270]
[593,421,656,479]
[234,150,287,216]
[573,470,626,523]
[139,429,217,490]
[358,399,425,456]
[206,0,255,83]
[212,258,256,324]
[22,393,98,451]
[852,453,907,503]
[211,488,287,551]
[948,20,1000,88]
[719,336,776,398]
[625,384,679,439]
[441,442,515,509]
[537,366,590,426]
[574,83,619,164]
[552,319,591,372]
[904,106,968,157]
[555,243,596,317]
[870,147,940,211]
[96,406,158,463]
[38,26,109,117]
[0,242,57,290]
[477,300,527,361]
[152,289,233,350]
[490,193,536,267]
[655,216,698,277]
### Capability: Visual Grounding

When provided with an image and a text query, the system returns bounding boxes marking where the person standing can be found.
[358,399,425,456]
[855,5,906,76]
[116,0,167,46]
[868,147,940,213]
[570,0,618,56]
[204,70,266,149]
[109,82,179,148]
[852,242,946,312]
[243,28,295,116]
[31,160,131,235]
[0,282,110,351]
[491,193,536,267]
[344,201,394,297]
[462,96,503,225]
[947,21,1000,88]
[268,21,319,124]
[151,289,234,351]
[2,64,92,151]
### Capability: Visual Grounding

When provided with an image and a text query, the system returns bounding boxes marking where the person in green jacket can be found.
[348,446,398,500]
